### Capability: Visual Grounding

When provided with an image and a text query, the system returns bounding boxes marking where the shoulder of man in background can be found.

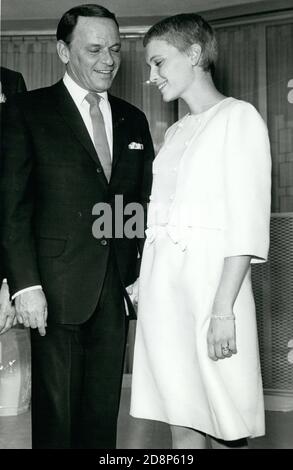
[0,66,27,102]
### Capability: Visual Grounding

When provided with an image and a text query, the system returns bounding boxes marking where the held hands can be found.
[126,278,139,309]
[207,311,237,361]
[15,289,48,336]
[0,281,17,335]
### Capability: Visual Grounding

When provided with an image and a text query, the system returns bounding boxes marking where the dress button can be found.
[96,167,102,174]
[100,239,108,246]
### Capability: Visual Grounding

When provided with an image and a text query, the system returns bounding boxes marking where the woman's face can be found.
[145,38,195,102]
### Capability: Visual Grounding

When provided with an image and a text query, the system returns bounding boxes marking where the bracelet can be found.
[211,313,235,320]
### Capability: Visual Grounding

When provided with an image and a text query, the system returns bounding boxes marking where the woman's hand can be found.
[206,256,250,361]
[126,278,139,308]
[207,314,237,361]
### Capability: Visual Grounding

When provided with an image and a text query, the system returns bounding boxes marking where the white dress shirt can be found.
[12,73,114,299]
[63,72,113,157]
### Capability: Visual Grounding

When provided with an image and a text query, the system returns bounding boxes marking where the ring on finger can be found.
[221,345,230,355]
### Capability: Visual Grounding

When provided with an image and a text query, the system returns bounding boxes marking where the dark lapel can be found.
[51,81,109,184]
[51,82,128,185]
[108,94,127,172]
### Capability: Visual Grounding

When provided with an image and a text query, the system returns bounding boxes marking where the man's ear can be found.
[56,40,70,65]
[189,43,202,66]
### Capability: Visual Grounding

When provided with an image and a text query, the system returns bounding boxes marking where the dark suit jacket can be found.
[0,67,27,98]
[0,80,154,323]
[0,67,27,284]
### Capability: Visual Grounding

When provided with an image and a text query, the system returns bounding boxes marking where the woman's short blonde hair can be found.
[143,13,218,72]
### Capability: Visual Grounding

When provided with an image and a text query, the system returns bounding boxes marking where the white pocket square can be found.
[128,142,144,150]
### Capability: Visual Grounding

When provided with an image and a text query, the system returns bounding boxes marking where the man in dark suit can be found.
[0,4,154,448]
[0,67,27,334]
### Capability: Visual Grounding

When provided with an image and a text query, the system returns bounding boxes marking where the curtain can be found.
[1,35,65,89]
[214,21,293,213]
[214,24,262,107]
[266,23,293,213]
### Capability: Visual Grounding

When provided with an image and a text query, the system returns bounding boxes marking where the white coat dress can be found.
[130,98,271,441]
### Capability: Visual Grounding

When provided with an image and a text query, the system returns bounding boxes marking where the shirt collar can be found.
[63,72,109,106]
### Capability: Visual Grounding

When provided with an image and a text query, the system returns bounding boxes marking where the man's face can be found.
[60,16,121,92]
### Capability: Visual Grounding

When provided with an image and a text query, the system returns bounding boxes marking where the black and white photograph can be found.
[0,0,293,454]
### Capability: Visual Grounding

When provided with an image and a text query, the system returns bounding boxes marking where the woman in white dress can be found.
[130,13,271,449]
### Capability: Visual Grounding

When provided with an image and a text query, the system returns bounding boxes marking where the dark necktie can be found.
[85,92,112,182]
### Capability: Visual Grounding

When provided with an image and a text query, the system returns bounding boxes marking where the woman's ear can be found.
[189,44,202,66]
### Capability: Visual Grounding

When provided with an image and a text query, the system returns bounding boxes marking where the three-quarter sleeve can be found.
[223,101,271,263]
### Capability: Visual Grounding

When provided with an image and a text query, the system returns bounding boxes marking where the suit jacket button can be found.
[96,168,102,174]
[100,239,108,246]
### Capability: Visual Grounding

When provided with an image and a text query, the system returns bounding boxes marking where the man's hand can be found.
[0,281,17,335]
[15,289,48,336]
